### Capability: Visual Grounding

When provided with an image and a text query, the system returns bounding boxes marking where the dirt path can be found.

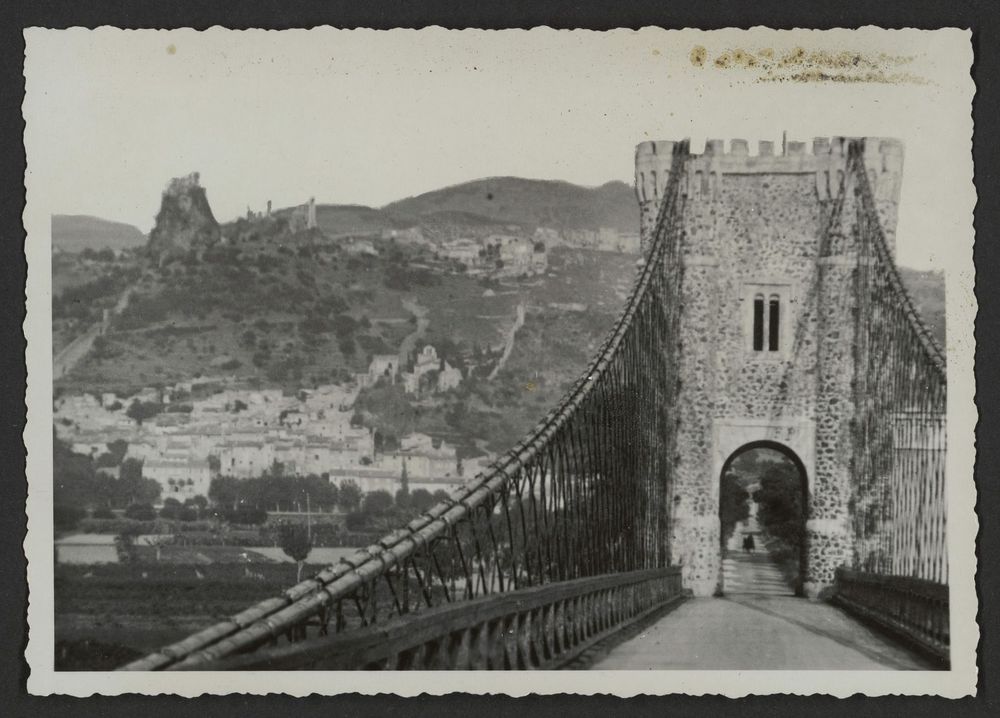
[488,302,526,380]
[398,296,429,361]
[54,285,136,380]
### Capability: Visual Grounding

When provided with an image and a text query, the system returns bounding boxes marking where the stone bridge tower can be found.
[635,137,904,597]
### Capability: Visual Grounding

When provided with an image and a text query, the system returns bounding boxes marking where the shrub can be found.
[223,507,268,526]
[124,503,157,521]
[78,518,151,534]
[114,527,140,563]
[126,400,163,424]
[338,336,356,357]
[159,499,182,520]
[345,511,366,532]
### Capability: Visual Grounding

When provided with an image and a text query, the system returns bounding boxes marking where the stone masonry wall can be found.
[636,137,904,597]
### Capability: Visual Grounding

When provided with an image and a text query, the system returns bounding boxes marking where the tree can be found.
[114,526,141,563]
[159,497,183,519]
[410,488,435,513]
[754,464,805,550]
[279,525,313,581]
[719,470,751,544]
[118,458,161,506]
[53,505,86,532]
[338,336,356,357]
[105,439,129,464]
[146,534,174,562]
[94,452,118,468]
[126,399,163,425]
[53,433,100,510]
[337,480,362,512]
[362,490,393,515]
[209,476,241,509]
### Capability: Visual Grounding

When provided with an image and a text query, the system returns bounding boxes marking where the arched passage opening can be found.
[717,441,808,597]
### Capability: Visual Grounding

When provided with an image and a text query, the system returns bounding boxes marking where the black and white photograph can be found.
[20,26,977,696]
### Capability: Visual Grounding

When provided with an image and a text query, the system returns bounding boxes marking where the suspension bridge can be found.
[122,137,948,671]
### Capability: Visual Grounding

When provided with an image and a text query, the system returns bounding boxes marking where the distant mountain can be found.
[384,178,639,233]
[52,215,146,253]
[310,204,411,238]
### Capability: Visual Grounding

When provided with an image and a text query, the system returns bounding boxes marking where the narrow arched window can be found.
[768,295,780,351]
[752,295,765,351]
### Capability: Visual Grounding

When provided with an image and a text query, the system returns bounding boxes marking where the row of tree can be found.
[55,433,458,534]
[207,472,358,514]
[54,435,162,529]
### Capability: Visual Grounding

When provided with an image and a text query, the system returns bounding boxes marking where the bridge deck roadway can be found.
[591,595,936,670]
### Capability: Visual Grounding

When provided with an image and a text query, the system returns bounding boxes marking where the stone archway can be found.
[716,439,809,597]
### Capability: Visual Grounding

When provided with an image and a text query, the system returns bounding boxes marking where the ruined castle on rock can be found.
[635,137,906,596]
[147,172,221,262]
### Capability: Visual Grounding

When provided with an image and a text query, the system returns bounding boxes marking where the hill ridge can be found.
[52,214,147,253]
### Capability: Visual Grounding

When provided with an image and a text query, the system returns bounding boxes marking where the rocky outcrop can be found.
[147,172,220,262]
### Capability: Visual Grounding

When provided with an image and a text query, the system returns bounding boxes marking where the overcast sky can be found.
[24,27,972,270]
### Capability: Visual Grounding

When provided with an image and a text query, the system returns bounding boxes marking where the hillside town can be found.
[55,342,492,506]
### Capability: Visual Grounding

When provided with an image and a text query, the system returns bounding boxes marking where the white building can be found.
[438,362,462,391]
[363,354,399,387]
[401,345,463,395]
[376,433,462,481]
[440,238,483,266]
[219,440,276,478]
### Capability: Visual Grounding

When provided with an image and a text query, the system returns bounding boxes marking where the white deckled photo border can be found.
[22,25,978,697]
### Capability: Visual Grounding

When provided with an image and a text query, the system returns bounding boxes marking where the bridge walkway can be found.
[592,548,935,670]
[591,595,935,670]
[722,549,797,597]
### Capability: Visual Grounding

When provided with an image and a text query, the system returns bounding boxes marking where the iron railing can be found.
[833,567,949,664]
[180,568,683,670]
[121,141,691,671]
[849,140,948,585]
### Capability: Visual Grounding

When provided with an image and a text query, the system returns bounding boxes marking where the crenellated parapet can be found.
[635,137,904,255]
